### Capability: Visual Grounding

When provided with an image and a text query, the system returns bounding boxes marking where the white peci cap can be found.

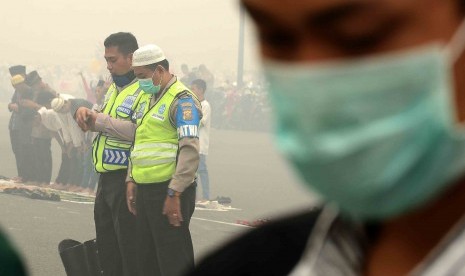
[132,44,166,67]
[51,97,65,112]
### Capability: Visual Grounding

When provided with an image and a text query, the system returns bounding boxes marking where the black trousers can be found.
[9,129,21,178]
[55,149,82,186]
[94,170,138,276]
[55,153,71,184]
[32,138,52,183]
[136,181,196,276]
[16,137,34,182]
[68,150,83,186]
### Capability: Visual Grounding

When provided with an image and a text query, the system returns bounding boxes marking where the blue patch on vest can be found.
[132,102,147,121]
[103,149,129,166]
[158,104,166,114]
[176,97,200,139]
[121,96,136,108]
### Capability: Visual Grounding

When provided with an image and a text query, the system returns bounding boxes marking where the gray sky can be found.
[0,0,259,74]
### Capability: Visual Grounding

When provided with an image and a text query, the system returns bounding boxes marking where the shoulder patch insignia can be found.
[176,96,200,139]
[182,107,193,121]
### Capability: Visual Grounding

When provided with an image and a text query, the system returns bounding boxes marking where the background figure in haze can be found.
[189,1,465,275]
[52,94,79,189]
[21,71,56,186]
[197,65,214,89]
[79,72,97,104]
[36,104,68,190]
[52,96,92,191]
[180,63,195,85]
[9,75,36,184]
[191,79,211,202]
[7,66,27,183]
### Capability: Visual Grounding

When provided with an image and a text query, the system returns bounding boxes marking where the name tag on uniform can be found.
[116,106,132,116]
[151,103,166,121]
[152,113,165,121]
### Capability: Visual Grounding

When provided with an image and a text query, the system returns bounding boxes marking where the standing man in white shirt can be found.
[191,79,211,202]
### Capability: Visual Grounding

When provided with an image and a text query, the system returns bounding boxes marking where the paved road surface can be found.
[0,108,318,275]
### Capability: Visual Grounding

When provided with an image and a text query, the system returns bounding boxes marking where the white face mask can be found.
[263,21,465,220]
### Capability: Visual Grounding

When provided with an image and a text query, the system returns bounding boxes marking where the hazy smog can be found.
[0,1,317,275]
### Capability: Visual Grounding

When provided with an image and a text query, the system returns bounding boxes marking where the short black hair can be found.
[104,32,138,56]
[146,59,170,71]
[192,79,207,93]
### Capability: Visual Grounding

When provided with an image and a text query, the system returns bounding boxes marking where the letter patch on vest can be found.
[116,95,136,116]
[176,97,200,139]
[103,149,129,165]
[132,102,147,121]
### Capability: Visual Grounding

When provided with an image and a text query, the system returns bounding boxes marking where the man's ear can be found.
[127,53,134,62]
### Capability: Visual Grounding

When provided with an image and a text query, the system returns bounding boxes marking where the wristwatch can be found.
[167,188,181,198]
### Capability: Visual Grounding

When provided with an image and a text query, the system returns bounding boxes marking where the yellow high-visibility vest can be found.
[93,81,146,173]
[130,80,199,184]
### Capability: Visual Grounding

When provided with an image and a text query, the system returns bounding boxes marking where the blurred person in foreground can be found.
[189,1,465,275]
[125,44,201,276]
[74,32,143,276]
[0,228,27,275]
[191,79,212,203]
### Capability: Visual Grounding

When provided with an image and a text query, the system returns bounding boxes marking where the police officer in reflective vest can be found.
[75,32,144,276]
[127,44,201,276]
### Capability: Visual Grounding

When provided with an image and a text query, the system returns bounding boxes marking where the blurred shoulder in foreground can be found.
[187,208,321,276]
[0,228,27,275]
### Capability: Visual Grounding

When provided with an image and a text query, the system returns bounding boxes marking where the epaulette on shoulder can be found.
[175,90,193,99]
[175,90,201,103]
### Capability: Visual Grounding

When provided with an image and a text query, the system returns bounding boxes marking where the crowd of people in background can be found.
[1,62,270,194]
[5,65,110,194]
[1,63,272,134]
[179,64,271,132]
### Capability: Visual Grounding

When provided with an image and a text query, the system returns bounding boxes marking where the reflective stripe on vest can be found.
[92,82,146,173]
[131,80,195,184]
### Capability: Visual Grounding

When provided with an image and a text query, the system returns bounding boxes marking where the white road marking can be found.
[61,200,94,205]
[8,227,23,231]
[192,217,252,228]
[66,211,80,215]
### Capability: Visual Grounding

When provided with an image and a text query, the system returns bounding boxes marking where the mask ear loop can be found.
[446,19,465,63]
[150,70,156,85]
[157,66,164,86]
